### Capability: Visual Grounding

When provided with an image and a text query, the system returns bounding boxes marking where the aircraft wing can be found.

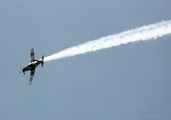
[29,69,35,85]
[30,48,35,62]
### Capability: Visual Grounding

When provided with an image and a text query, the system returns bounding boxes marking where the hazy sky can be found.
[0,1,171,120]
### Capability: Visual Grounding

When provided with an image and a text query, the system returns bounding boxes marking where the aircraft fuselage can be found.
[22,60,43,74]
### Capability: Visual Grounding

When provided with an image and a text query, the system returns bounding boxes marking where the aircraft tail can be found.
[41,55,44,67]
[20,67,25,74]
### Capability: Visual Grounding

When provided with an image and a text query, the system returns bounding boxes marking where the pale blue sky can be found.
[0,0,171,120]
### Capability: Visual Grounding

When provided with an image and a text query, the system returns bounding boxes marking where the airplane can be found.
[20,48,44,85]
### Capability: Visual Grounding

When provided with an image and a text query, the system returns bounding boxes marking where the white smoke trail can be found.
[44,20,171,62]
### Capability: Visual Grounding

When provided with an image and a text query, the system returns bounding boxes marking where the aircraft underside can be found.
[21,48,44,85]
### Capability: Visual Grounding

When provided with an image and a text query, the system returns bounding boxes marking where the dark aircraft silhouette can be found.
[20,48,44,85]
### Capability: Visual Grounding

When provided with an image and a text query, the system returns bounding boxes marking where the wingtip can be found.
[29,81,32,86]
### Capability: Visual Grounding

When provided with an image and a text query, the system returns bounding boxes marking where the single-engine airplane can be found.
[20,48,44,85]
